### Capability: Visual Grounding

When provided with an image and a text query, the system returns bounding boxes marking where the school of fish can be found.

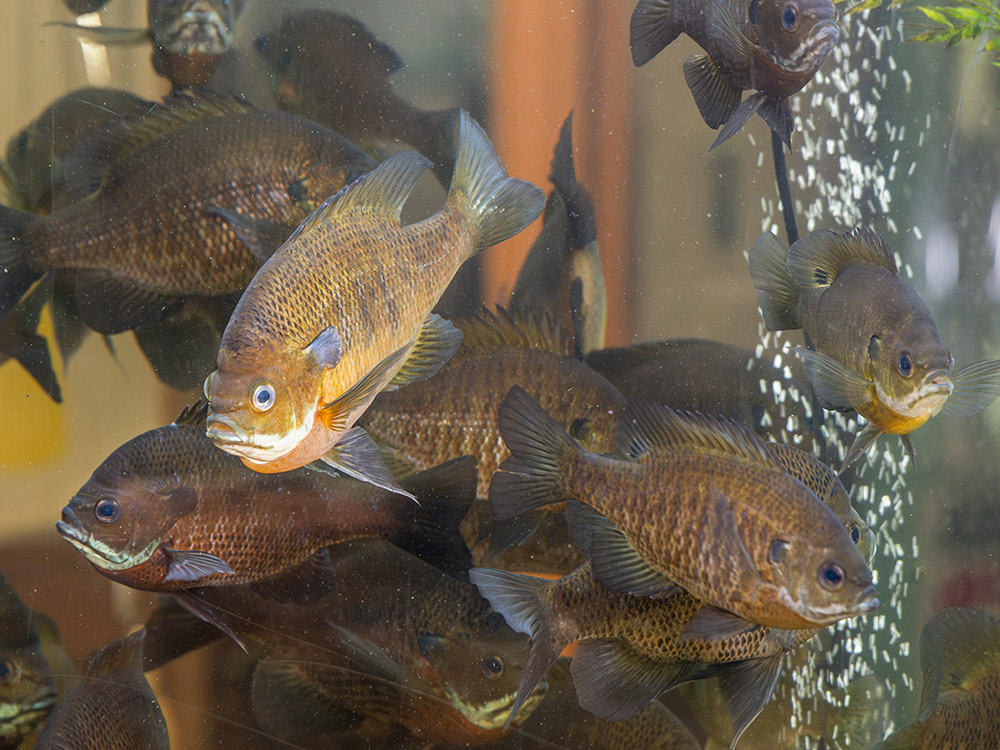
[0,1,997,749]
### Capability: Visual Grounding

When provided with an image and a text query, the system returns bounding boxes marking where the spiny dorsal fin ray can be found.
[787,227,896,289]
[452,306,574,357]
[174,399,211,428]
[615,401,783,470]
[85,629,147,679]
[62,90,253,196]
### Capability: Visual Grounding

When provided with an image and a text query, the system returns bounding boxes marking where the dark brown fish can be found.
[35,630,168,750]
[205,111,544,490]
[56,401,474,594]
[630,0,839,148]
[875,607,1000,749]
[361,306,624,568]
[0,575,60,750]
[490,387,877,630]
[510,114,607,356]
[151,540,546,745]
[750,227,1000,469]
[0,90,374,334]
[255,9,457,181]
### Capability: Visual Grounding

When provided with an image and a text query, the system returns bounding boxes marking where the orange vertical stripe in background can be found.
[486,0,634,345]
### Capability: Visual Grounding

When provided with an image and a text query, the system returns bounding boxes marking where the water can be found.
[1,0,999,747]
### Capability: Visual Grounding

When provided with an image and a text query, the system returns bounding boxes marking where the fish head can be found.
[844,507,877,565]
[755,0,839,76]
[868,322,954,424]
[148,0,240,56]
[767,526,878,625]
[55,429,202,573]
[416,630,547,730]
[205,348,324,467]
[0,643,58,747]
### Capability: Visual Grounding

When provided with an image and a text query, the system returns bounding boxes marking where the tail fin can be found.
[447,110,545,254]
[748,232,800,330]
[489,386,581,521]
[0,204,43,323]
[468,567,561,729]
[397,455,477,577]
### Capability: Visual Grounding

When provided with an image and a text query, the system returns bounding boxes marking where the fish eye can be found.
[480,655,504,679]
[819,562,845,590]
[781,2,799,30]
[897,352,914,378]
[0,660,14,683]
[95,499,120,524]
[848,524,861,544]
[769,539,790,564]
[203,371,216,400]
[251,382,276,412]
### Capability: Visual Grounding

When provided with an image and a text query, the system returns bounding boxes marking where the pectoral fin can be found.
[386,313,463,389]
[793,347,873,413]
[317,343,410,433]
[943,358,1000,417]
[163,548,235,583]
[317,427,416,501]
[841,422,884,473]
[683,54,742,129]
[45,21,151,46]
[681,604,759,642]
[565,500,678,598]
[571,639,698,721]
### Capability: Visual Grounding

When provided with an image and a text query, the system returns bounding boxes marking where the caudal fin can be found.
[447,110,545,254]
[489,386,581,521]
[468,567,560,729]
[0,204,43,323]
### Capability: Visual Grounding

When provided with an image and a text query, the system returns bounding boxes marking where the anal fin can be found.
[683,54,742,129]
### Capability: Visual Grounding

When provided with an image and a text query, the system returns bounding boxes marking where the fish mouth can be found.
[163,5,232,56]
[445,681,548,731]
[0,688,59,740]
[905,370,954,416]
[849,584,880,615]
[206,414,252,446]
[777,20,839,73]
[55,507,158,572]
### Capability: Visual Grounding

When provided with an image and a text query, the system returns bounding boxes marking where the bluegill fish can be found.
[35,630,168,750]
[255,9,457,183]
[511,114,607,356]
[749,227,1000,469]
[205,110,545,492]
[630,0,839,148]
[874,607,1000,749]
[490,387,877,630]
[0,575,60,750]
[0,90,374,335]
[56,401,474,596]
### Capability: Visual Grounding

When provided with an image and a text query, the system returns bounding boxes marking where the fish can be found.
[2,88,154,214]
[510,114,607,356]
[61,0,112,13]
[0,276,61,403]
[151,539,546,745]
[749,227,1000,470]
[360,305,624,568]
[205,110,545,493]
[255,9,458,182]
[629,0,840,148]
[35,630,168,750]
[0,575,60,750]
[472,433,872,739]
[0,90,375,335]
[56,400,475,595]
[490,386,878,630]
[874,607,1000,749]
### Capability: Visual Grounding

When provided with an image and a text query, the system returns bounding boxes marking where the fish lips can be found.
[163,6,232,56]
[206,414,252,447]
[783,19,840,73]
[0,686,59,741]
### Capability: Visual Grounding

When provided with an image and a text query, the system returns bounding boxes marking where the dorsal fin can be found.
[787,227,897,289]
[918,607,1000,720]
[85,629,146,678]
[452,306,575,357]
[615,401,783,469]
[173,399,210,427]
[62,91,256,196]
